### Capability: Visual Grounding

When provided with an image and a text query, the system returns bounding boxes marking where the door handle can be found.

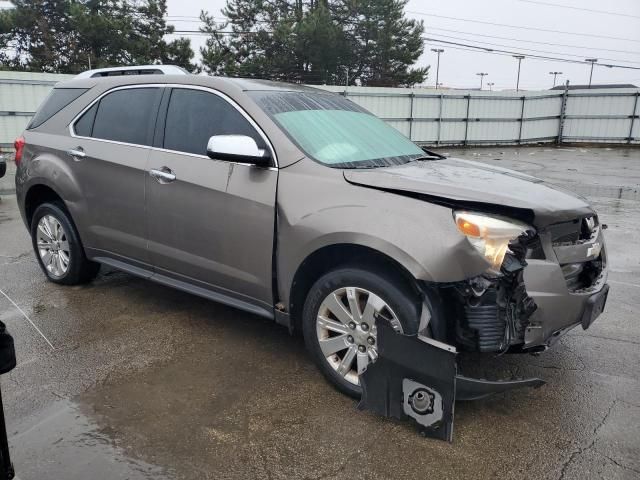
[66,147,86,160]
[149,167,176,184]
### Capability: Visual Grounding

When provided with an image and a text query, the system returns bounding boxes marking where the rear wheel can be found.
[302,267,421,398]
[31,203,100,285]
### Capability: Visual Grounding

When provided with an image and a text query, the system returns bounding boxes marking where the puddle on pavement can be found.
[8,399,170,480]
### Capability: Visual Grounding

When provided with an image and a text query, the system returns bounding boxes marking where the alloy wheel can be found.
[36,215,70,278]
[315,287,403,385]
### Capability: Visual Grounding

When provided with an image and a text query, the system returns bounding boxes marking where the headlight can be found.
[453,211,533,274]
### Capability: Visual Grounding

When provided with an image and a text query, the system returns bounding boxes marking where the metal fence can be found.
[319,84,640,146]
[1,71,638,149]
[0,71,73,149]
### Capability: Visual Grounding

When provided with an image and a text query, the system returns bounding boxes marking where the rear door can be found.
[69,86,162,266]
[146,86,278,308]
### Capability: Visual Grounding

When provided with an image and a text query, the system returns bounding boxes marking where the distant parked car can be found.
[14,73,608,399]
[0,154,6,178]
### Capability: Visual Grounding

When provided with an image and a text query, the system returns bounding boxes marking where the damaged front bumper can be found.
[359,322,544,441]
[357,215,610,442]
[443,215,609,353]
[521,218,609,348]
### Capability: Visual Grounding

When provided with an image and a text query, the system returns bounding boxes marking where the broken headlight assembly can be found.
[453,211,533,274]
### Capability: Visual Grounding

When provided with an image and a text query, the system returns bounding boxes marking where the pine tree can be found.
[68,0,139,71]
[200,0,427,86]
[0,7,15,66]
[0,0,198,73]
[5,0,77,71]
[131,0,197,71]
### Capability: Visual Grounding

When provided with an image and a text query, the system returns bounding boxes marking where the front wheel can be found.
[302,267,421,398]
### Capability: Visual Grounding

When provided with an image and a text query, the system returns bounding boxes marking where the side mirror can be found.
[206,135,271,167]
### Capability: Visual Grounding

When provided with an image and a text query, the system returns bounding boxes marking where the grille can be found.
[549,216,598,246]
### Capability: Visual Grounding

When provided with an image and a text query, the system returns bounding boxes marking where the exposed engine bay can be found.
[359,217,608,442]
[443,216,606,354]
[445,231,539,353]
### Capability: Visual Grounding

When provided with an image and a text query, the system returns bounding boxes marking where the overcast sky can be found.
[1,0,638,89]
[164,0,640,90]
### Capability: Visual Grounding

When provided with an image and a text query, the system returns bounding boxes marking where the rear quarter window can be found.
[73,103,98,137]
[27,88,88,129]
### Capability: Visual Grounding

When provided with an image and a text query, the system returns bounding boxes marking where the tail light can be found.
[14,136,25,166]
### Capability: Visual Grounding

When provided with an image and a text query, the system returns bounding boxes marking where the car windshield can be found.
[249,90,425,168]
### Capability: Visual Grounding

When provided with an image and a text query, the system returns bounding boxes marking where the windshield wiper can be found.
[410,149,447,162]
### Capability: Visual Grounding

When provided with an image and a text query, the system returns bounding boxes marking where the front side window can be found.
[163,88,263,156]
[249,91,424,168]
[75,88,161,146]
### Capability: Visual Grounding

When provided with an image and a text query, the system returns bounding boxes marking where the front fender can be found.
[276,159,489,306]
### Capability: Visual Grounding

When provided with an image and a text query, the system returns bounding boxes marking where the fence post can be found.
[557,80,570,144]
[463,94,471,146]
[628,92,639,144]
[436,94,443,145]
[518,95,526,144]
[408,92,415,141]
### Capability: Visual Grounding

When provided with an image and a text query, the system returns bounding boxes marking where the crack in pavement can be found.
[557,399,618,480]
[602,454,640,475]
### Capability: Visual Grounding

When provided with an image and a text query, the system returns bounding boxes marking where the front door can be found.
[146,87,278,307]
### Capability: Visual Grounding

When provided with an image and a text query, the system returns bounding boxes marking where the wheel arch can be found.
[24,183,67,228]
[288,243,425,334]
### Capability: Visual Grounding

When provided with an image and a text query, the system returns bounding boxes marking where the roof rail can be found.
[74,65,188,79]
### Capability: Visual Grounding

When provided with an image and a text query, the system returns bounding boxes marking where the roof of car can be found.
[57,74,329,95]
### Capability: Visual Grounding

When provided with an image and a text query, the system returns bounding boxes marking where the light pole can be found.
[431,48,444,89]
[585,58,598,88]
[549,71,562,87]
[487,82,495,91]
[513,55,525,92]
[476,72,488,90]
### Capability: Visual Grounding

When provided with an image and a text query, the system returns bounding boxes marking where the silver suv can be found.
[15,74,608,398]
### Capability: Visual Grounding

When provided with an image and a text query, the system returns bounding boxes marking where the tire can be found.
[302,267,421,398]
[30,202,100,285]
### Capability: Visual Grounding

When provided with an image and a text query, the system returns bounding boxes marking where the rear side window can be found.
[86,88,161,146]
[163,88,262,156]
[27,88,88,129]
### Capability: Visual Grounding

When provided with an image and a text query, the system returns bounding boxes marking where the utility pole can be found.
[513,55,525,92]
[431,48,444,89]
[585,58,598,88]
[476,72,488,90]
[549,71,562,87]
[487,82,495,91]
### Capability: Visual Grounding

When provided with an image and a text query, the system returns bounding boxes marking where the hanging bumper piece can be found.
[358,322,545,442]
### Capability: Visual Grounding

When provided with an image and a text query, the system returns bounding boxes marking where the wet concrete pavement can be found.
[0,146,639,479]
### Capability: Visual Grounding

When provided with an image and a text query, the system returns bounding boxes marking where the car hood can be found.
[343,158,592,226]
